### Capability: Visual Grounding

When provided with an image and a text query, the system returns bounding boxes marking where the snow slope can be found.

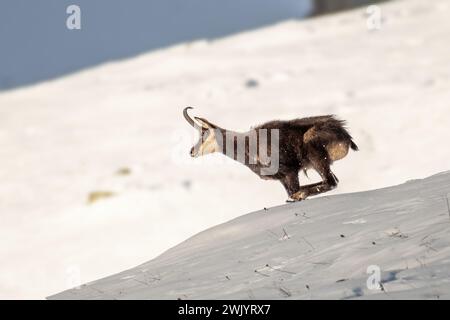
[1,0,450,298]
[49,171,450,299]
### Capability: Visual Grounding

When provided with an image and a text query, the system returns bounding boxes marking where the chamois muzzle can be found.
[190,146,196,157]
[184,107,201,157]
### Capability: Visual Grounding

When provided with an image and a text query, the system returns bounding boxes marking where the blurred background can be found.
[0,0,383,90]
[2,0,450,299]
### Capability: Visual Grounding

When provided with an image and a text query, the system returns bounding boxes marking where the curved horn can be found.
[183,107,196,128]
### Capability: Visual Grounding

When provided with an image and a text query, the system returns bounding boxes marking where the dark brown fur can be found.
[251,115,358,200]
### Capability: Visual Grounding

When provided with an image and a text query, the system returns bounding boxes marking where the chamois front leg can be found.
[290,182,322,201]
[291,179,337,201]
[279,171,300,202]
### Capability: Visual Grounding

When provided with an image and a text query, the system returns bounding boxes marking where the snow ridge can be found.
[50,171,450,300]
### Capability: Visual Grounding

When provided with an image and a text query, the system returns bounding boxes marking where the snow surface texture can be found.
[50,171,450,299]
[1,0,450,299]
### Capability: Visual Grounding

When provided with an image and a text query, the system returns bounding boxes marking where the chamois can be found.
[183,107,358,201]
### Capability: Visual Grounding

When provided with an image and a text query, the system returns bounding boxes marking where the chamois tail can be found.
[350,140,359,151]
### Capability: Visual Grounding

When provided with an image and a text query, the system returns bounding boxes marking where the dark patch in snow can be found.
[245,79,259,88]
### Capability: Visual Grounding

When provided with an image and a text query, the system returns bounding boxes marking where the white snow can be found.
[1,0,450,299]
[49,171,450,299]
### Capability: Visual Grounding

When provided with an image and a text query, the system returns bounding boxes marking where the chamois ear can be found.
[194,117,217,129]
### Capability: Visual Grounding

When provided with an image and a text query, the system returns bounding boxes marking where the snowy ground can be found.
[50,171,450,299]
[1,0,450,299]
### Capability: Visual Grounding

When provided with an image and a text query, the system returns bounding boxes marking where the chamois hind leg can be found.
[279,171,300,202]
[291,153,338,201]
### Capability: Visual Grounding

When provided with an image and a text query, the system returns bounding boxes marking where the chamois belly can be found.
[326,141,350,161]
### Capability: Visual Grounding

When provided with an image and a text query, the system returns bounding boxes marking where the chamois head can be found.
[183,107,221,157]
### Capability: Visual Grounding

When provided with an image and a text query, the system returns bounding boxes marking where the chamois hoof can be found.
[291,191,309,202]
[286,199,304,203]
